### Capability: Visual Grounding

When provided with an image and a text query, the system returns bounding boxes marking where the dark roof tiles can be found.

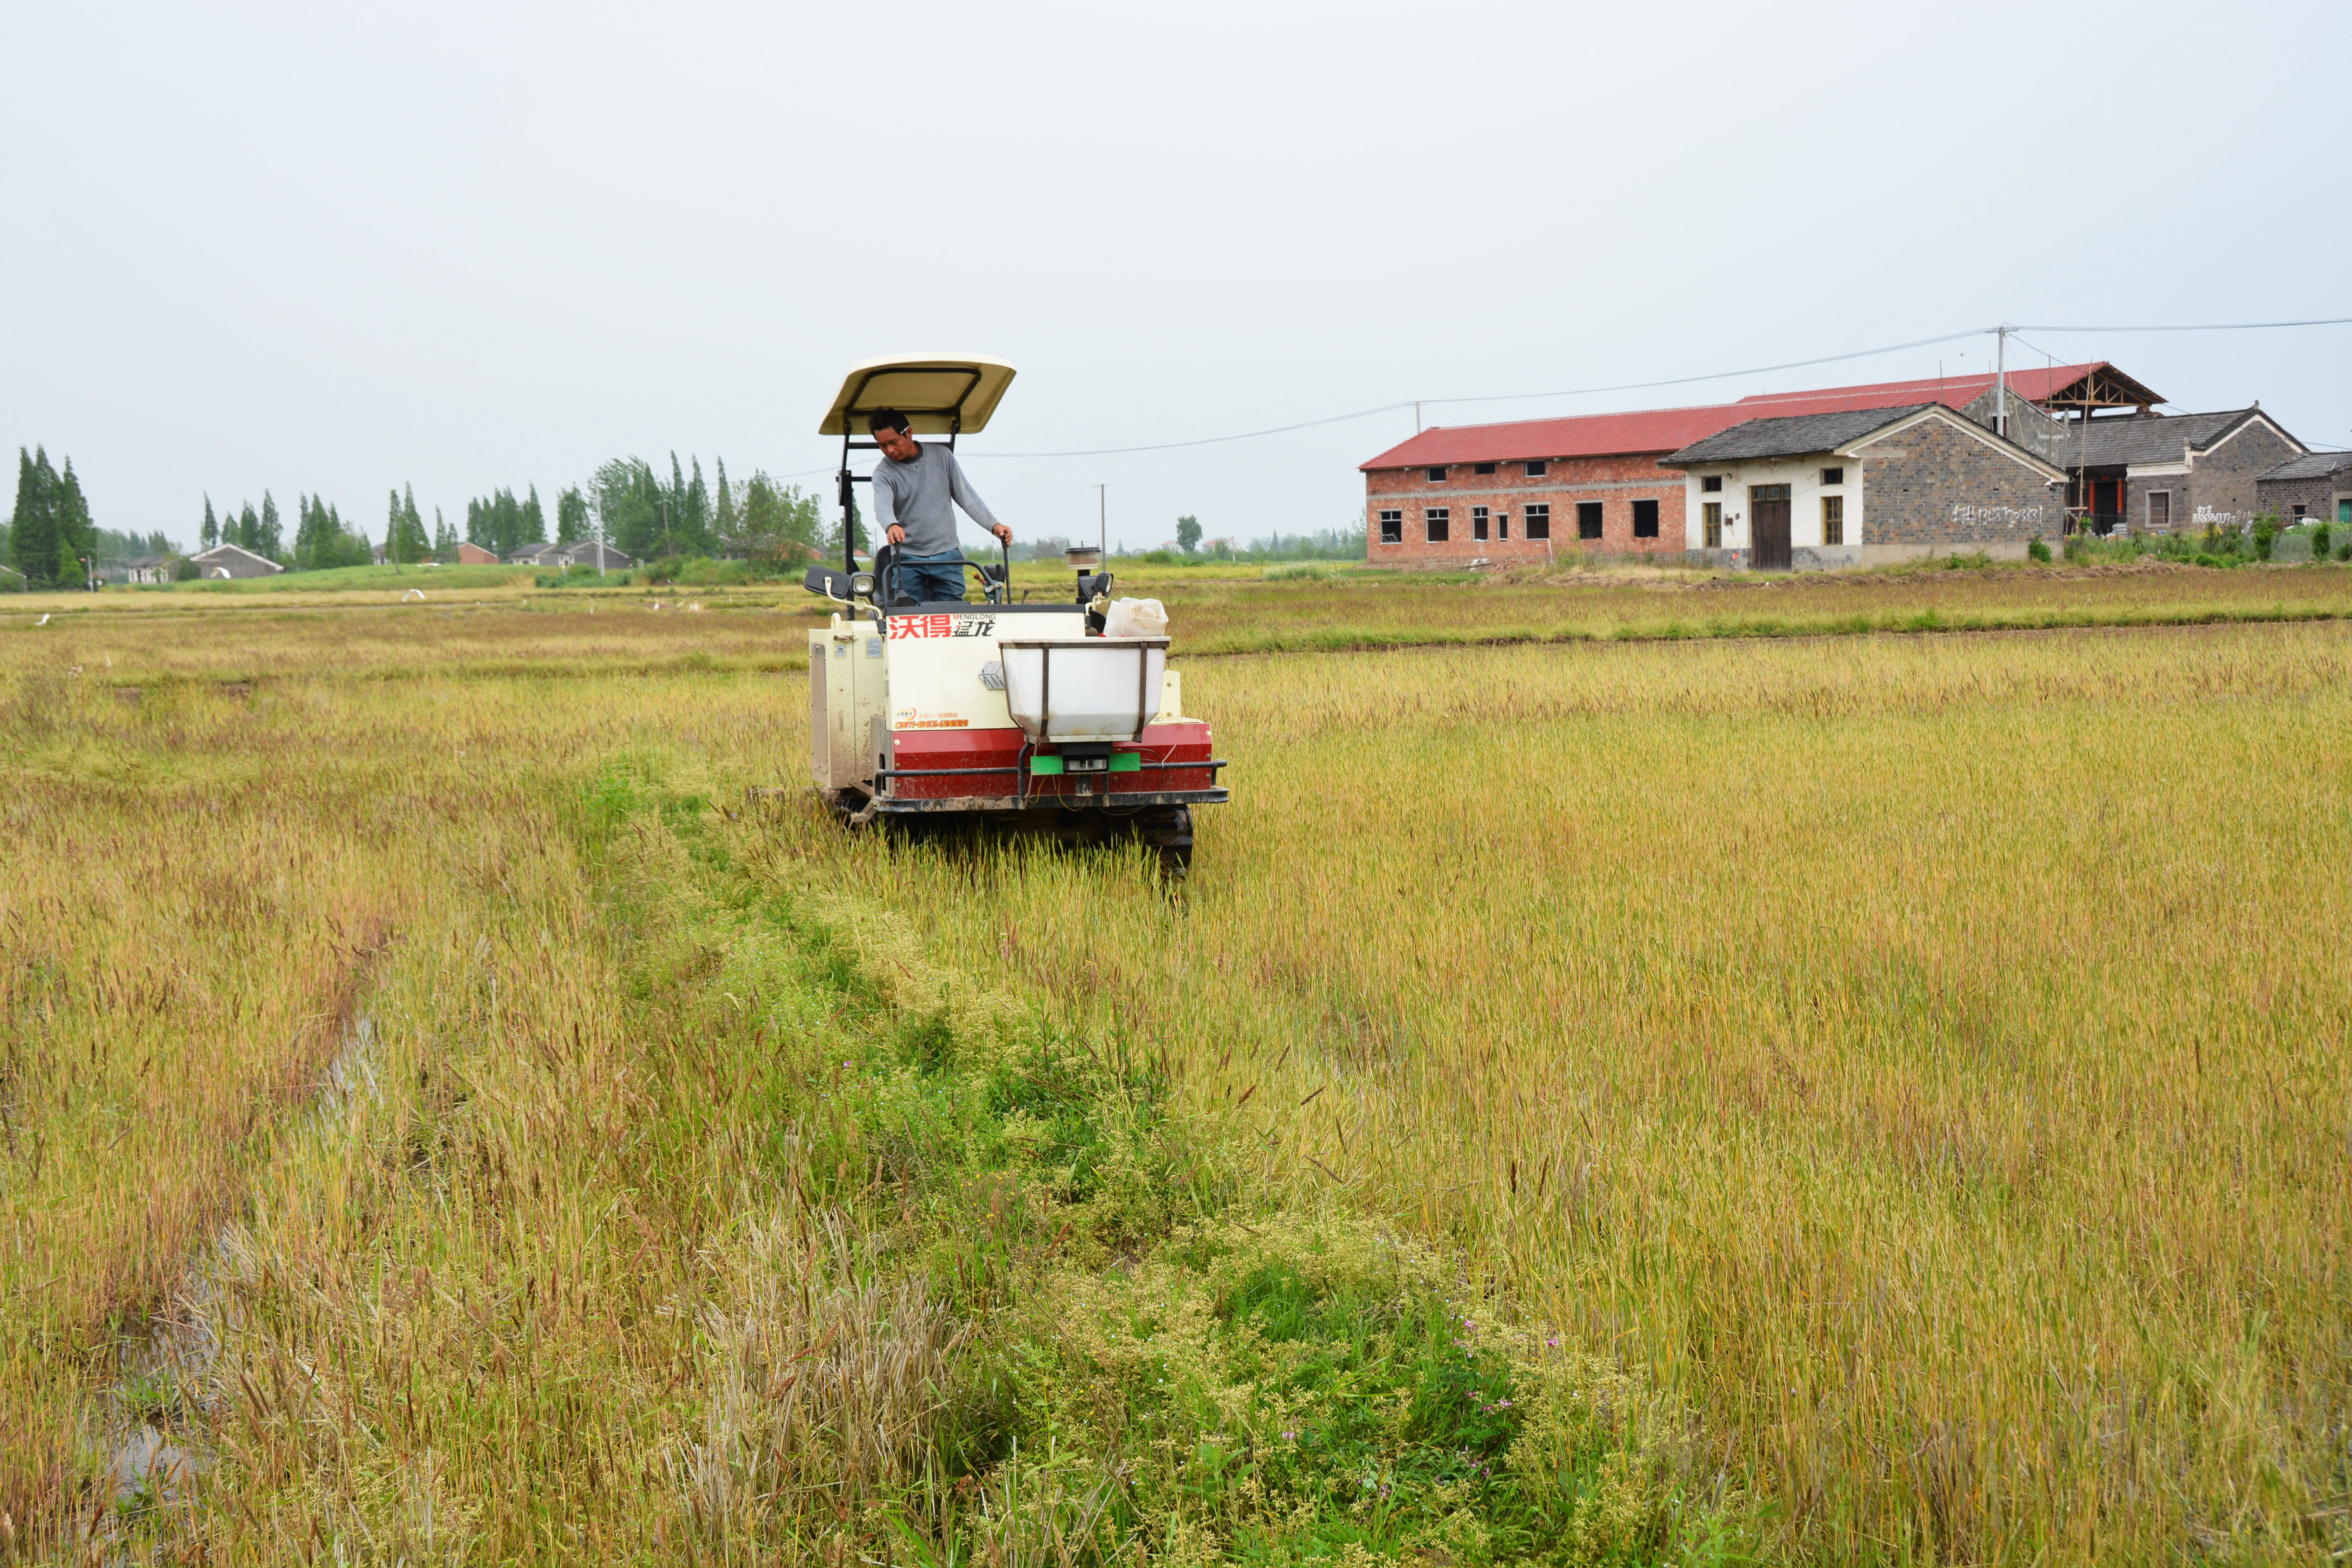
[2257,450,2352,482]
[1660,405,1939,465]
[2061,409,2282,468]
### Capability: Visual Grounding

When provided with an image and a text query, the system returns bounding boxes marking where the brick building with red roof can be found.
[1360,362,2152,566]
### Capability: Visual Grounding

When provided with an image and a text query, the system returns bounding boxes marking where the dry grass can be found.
[2,593,2347,1563]
[7,597,808,681]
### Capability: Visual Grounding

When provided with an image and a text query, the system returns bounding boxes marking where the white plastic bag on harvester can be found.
[1103,597,1169,639]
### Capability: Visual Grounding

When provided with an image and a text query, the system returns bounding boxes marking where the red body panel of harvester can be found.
[881,720,1218,802]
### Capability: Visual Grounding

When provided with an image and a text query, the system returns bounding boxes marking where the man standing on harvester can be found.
[868,408,1013,603]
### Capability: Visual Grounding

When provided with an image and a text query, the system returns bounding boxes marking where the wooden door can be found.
[1752,491,1792,571]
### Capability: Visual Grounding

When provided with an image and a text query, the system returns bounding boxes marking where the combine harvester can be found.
[803,355,1227,875]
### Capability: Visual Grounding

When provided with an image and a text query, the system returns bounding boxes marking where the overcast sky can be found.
[6,1,2348,553]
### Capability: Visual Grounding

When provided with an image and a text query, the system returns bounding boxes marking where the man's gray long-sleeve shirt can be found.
[871,443,1002,557]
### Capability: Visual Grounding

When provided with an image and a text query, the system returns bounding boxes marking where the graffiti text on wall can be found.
[2193,506,2242,527]
[1950,505,2047,528]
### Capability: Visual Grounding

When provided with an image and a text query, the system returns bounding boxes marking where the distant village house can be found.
[2254,451,2352,526]
[509,540,633,569]
[1661,405,2067,570]
[187,543,283,579]
[1360,361,2307,570]
[2060,407,2304,536]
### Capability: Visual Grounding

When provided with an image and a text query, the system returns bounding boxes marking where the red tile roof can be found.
[1359,404,1749,470]
[1360,363,2114,470]
[1729,363,2105,418]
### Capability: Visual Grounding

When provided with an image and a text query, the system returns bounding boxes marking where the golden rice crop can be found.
[824,620,2352,1564]
[2,591,2347,1563]
[1127,557,2352,654]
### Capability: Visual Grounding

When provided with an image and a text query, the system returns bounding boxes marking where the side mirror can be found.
[804,566,854,600]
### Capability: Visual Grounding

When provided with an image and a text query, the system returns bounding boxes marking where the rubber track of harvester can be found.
[1138,804,1194,880]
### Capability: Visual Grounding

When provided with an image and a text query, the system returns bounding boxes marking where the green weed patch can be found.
[577,772,1758,1564]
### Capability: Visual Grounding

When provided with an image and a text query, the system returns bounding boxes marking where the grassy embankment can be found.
[3,595,2349,1563]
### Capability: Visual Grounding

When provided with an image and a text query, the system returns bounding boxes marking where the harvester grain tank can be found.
[804,356,1227,873]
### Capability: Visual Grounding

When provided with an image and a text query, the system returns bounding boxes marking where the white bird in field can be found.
[37,613,50,626]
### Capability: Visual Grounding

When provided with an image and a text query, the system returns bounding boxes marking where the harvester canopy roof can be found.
[819,355,1017,436]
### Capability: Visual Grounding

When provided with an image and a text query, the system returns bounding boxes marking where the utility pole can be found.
[595,505,607,577]
[1415,401,1423,434]
[1994,323,2011,439]
[1095,483,1106,558]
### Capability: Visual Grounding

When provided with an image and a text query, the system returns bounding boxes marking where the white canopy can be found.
[818,355,1017,437]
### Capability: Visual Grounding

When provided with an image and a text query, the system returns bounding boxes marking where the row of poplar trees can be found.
[9,448,103,587]
[591,454,818,561]
[200,491,376,570]
[8,447,818,586]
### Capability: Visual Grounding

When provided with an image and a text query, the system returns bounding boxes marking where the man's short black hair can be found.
[867,408,911,436]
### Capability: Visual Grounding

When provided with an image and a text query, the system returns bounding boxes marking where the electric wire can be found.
[792,314,2350,471]
[2015,316,2352,333]
[983,327,1997,458]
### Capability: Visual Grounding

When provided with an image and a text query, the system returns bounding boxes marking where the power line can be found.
[980,399,1421,459]
[2014,316,2352,333]
[816,312,2351,465]
[1414,327,1994,411]
[983,327,1996,459]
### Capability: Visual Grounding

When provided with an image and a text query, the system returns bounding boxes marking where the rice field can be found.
[1,580,2347,1564]
[852,622,2352,1561]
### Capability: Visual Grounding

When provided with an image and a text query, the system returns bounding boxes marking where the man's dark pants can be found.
[893,550,967,603]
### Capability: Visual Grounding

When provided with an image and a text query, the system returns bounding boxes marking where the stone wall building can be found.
[1661,405,2069,570]
[555,541,634,569]
[2057,408,2305,535]
[2255,451,2352,525]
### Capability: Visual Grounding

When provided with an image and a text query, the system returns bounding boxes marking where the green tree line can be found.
[10,449,820,586]
[8,448,98,587]
[593,453,818,563]
[465,486,548,555]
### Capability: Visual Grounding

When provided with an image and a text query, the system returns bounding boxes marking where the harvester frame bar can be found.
[874,759,1230,780]
[867,788,1229,815]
